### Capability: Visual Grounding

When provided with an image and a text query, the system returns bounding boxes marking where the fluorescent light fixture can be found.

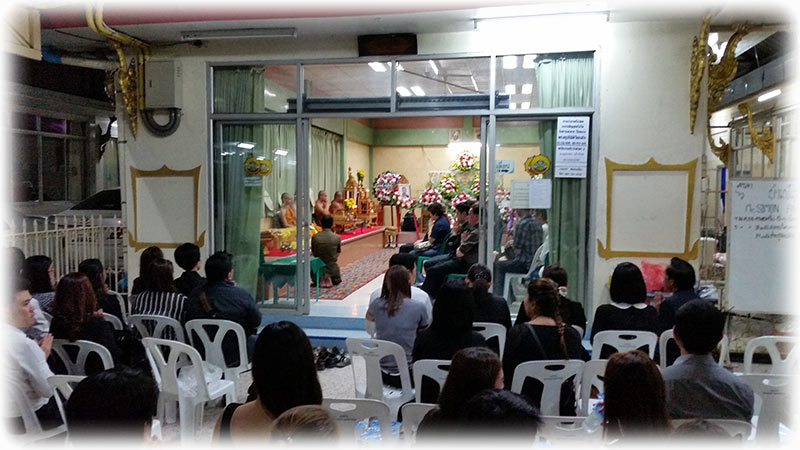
[396,86,412,97]
[523,54,538,68]
[509,103,517,110]
[237,142,256,149]
[368,62,387,72]
[288,160,297,166]
[264,88,276,97]
[502,55,518,69]
[758,89,782,102]
[471,75,479,91]
[180,28,296,41]
[429,60,439,75]
[274,149,289,156]
[410,86,426,96]
[521,101,531,109]
[521,83,533,94]
[505,84,516,95]
[111,122,118,128]
[386,62,404,71]
[476,13,608,32]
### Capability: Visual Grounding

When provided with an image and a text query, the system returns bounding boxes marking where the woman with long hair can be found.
[502,278,588,414]
[412,279,487,401]
[590,262,658,358]
[49,273,120,374]
[79,258,125,322]
[130,246,163,296]
[23,255,56,312]
[416,347,503,437]
[213,321,323,443]
[603,350,671,441]
[466,264,511,330]
[129,258,187,340]
[366,265,431,388]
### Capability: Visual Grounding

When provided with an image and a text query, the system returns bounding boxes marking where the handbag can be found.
[413,240,432,252]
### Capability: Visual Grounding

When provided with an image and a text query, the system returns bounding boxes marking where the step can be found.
[260,314,369,348]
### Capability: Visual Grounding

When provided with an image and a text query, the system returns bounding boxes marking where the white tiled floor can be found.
[310,273,384,318]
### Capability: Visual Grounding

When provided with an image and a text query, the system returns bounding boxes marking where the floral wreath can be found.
[453,152,479,172]
[418,186,443,206]
[470,175,481,196]
[437,174,459,199]
[391,190,416,209]
[372,171,401,205]
[451,192,476,210]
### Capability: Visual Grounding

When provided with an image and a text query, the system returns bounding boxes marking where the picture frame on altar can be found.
[397,184,410,198]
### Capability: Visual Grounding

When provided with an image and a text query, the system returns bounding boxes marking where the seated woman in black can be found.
[49,273,120,375]
[514,263,587,334]
[590,262,658,358]
[78,258,125,323]
[502,278,588,415]
[466,264,512,331]
[412,279,487,402]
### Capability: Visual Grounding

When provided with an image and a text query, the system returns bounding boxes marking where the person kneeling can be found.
[311,215,342,287]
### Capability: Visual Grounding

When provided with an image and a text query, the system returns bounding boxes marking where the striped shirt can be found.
[32,291,56,314]
[130,290,187,341]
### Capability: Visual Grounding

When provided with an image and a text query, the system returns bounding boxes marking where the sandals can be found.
[314,346,351,370]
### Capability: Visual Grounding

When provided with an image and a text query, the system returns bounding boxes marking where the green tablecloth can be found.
[258,256,326,302]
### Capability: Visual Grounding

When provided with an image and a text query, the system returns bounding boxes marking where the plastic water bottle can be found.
[582,394,604,434]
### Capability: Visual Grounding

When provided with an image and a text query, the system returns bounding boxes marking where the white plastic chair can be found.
[578,359,607,416]
[185,319,251,397]
[142,337,235,443]
[473,322,507,359]
[412,359,450,403]
[400,402,436,443]
[47,375,86,401]
[744,336,800,374]
[502,241,548,305]
[102,312,124,331]
[591,330,657,360]
[322,398,392,441]
[572,325,585,340]
[510,359,584,416]
[659,329,675,368]
[671,418,755,441]
[51,339,114,375]
[129,314,186,342]
[739,374,795,442]
[538,416,599,446]
[108,289,128,320]
[345,338,415,420]
[718,335,731,366]
[8,382,68,443]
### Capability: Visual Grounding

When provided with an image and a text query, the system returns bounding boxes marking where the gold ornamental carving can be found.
[110,41,139,138]
[738,102,775,163]
[689,14,711,134]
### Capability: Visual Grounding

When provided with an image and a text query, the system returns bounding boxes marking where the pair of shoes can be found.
[314,346,329,371]
[324,346,352,369]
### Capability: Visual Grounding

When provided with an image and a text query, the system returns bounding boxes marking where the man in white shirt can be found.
[3,278,61,434]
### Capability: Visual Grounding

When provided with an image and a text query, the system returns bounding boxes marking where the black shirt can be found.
[590,303,658,359]
[49,315,121,375]
[514,296,587,332]
[98,293,124,323]
[474,294,512,330]
[175,271,206,298]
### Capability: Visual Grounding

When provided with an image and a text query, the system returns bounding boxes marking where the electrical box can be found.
[145,60,182,109]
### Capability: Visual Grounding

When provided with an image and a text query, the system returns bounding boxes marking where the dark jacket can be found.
[515,295,587,332]
[49,315,120,375]
[175,271,206,298]
[185,281,262,336]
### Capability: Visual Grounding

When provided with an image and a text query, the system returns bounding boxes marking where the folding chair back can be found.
[322,398,392,441]
[412,359,450,403]
[510,359,584,416]
[592,330,657,360]
[51,339,114,375]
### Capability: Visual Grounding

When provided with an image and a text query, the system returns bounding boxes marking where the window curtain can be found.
[215,68,265,295]
[262,124,297,222]
[536,53,594,300]
[310,127,342,202]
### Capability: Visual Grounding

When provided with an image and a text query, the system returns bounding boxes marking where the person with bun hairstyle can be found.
[466,264,511,330]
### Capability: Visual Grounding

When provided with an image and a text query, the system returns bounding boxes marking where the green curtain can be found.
[215,68,265,295]
[537,53,594,299]
[310,127,342,200]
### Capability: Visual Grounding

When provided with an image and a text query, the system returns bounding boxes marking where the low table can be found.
[258,255,326,304]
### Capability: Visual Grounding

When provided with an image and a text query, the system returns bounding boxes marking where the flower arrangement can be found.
[343,198,356,210]
[446,213,456,229]
[356,169,366,184]
[392,191,416,209]
[437,174,459,198]
[470,175,481,196]
[453,152,478,172]
[451,192,475,209]
[499,205,512,223]
[372,171,401,204]
[418,187,443,206]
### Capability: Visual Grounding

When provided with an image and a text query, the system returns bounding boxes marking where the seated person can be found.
[314,191,329,225]
[655,257,702,366]
[493,209,543,297]
[371,253,432,321]
[279,193,297,228]
[269,405,338,444]
[514,264,587,333]
[329,191,344,215]
[4,278,61,435]
[420,203,480,299]
[79,258,125,323]
[173,243,205,297]
[311,215,342,287]
[366,266,431,388]
[590,262,658,358]
[421,201,473,281]
[399,202,450,258]
[130,257,187,341]
[65,368,159,445]
[662,300,754,421]
[185,252,262,362]
[462,389,542,441]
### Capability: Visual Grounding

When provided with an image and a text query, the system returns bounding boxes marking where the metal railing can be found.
[2,215,127,290]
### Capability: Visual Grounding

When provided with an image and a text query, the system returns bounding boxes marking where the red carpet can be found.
[265,226,383,257]
[318,247,396,300]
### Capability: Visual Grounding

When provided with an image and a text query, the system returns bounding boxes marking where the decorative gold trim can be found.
[597,157,699,260]
[689,14,711,134]
[128,165,205,252]
[738,102,775,163]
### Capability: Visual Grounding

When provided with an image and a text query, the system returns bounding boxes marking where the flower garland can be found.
[470,175,481,196]
[372,171,401,205]
[417,187,443,206]
[451,192,475,209]
[437,174,459,199]
[453,152,478,172]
